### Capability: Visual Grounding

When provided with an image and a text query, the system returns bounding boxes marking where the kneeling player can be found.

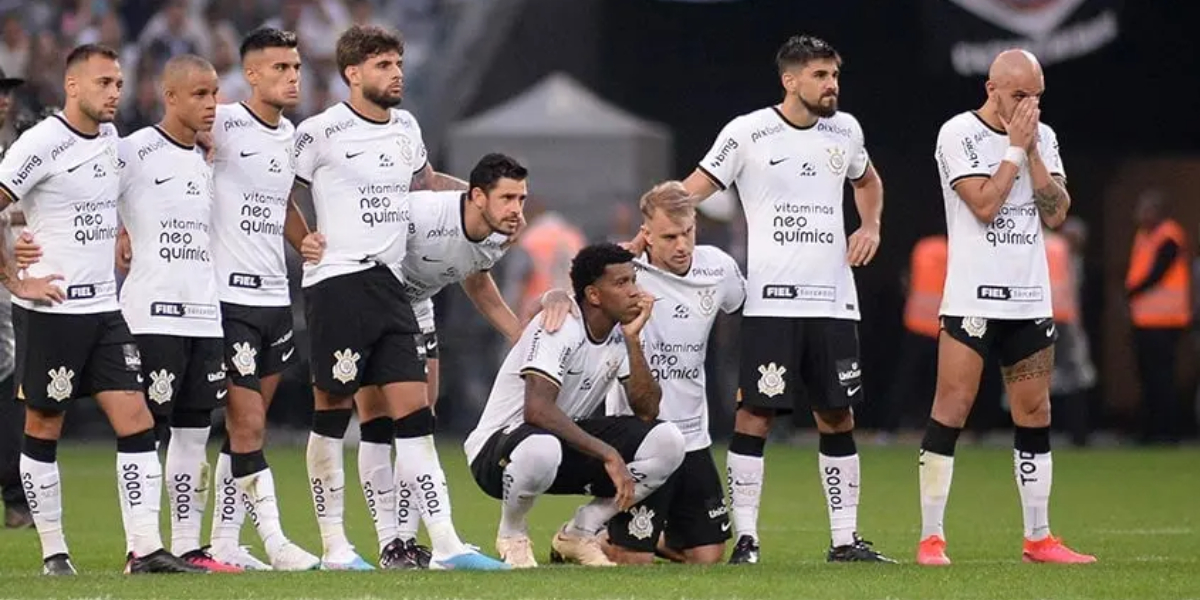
[464,243,685,568]
[599,182,746,564]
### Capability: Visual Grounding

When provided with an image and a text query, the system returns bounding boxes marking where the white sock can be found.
[210,452,245,550]
[165,426,211,555]
[395,474,419,542]
[21,455,68,559]
[237,467,288,557]
[394,435,465,556]
[117,449,166,557]
[819,453,860,547]
[726,451,764,541]
[499,435,561,538]
[307,432,352,556]
[358,441,398,552]
[1014,450,1053,541]
[567,423,684,536]
[919,450,954,539]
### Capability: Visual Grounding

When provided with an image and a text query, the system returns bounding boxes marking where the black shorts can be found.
[941,316,1058,367]
[303,265,424,396]
[607,448,730,553]
[469,416,656,501]
[13,307,143,410]
[135,335,227,417]
[221,303,296,392]
[738,317,864,413]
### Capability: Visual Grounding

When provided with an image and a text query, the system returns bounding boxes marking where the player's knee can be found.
[931,387,974,427]
[508,435,561,490]
[1011,396,1051,427]
[734,407,773,437]
[23,408,64,440]
[684,544,725,565]
[638,422,686,475]
[814,407,854,432]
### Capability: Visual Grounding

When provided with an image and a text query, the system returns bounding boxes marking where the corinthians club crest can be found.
[697,288,717,317]
[827,147,847,175]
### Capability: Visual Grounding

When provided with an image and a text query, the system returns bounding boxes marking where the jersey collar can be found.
[342,101,390,125]
[459,193,491,243]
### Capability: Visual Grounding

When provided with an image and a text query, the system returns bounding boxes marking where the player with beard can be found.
[293,25,506,571]
[202,27,321,572]
[681,35,893,564]
[598,181,746,565]
[918,49,1094,566]
[0,44,200,575]
[302,152,574,567]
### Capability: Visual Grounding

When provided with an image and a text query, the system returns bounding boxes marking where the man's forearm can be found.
[0,224,19,292]
[853,179,883,229]
[623,336,661,420]
[432,172,468,192]
[1030,155,1069,225]
[463,274,522,341]
[284,200,311,253]
[525,378,616,461]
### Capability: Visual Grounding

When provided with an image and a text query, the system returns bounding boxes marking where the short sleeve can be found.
[718,252,747,313]
[1039,125,1065,179]
[116,137,134,199]
[292,118,321,187]
[408,116,429,175]
[697,118,746,191]
[0,129,50,203]
[847,118,870,181]
[617,348,631,381]
[935,120,988,187]
[605,384,633,417]
[518,325,575,387]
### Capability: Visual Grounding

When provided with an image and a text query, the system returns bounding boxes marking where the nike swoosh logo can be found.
[345,151,364,159]
[720,522,731,532]
[40,483,58,490]
[330,486,344,493]
[1046,325,1056,338]
[281,348,295,362]
[239,151,259,158]
[567,369,584,376]
[768,158,789,166]
[420,256,441,263]
[155,177,174,185]
[216,390,227,399]
[67,163,86,173]
[846,385,861,396]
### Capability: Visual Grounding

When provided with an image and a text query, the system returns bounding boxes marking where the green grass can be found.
[0,441,1196,599]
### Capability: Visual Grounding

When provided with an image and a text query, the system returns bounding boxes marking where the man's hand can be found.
[301,232,326,264]
[603,452,636,511]
[846,224,880,267]
[538,289,577,333]
[9,274,65,304]
[620,230,649,256]
[195,131,216,164]
[116,229,132,272]
[1000,97,1039,153]
[13,231,41,270]
[621,292,655,339]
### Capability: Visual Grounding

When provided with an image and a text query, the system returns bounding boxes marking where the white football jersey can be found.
[117,127,222,337]
[699,107,869,320]
[294,102,427,287]
[211,103,296,306]
[0,116,121,314]
[606,246,745,451]
[464,316,630,464]
[935,112,1064,320]
[403,190,508,304]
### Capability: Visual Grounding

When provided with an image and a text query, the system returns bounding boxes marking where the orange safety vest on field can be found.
[1125,219,1192,329]
[903,235,947,338]
[1045,232,1079,324]
[518,214,586,321]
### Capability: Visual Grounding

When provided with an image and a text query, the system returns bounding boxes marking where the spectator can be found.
[0,13,29,79]
[139,0,208,66]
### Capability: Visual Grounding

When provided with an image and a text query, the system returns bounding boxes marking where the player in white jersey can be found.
[465,243,685,569]
[293,25,506,571]
[599,182,745,565]
[918,49,1094,566]
[108,55,242,573]
[202,28,320,572]
[681,35,892,564]
[0,44,200,575]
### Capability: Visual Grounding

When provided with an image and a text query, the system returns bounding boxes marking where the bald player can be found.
[0,44,201,575]
[920,49,1094,566]
[114,55,237,572]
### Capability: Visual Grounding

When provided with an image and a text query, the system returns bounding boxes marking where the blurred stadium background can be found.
[0,0,1196,447]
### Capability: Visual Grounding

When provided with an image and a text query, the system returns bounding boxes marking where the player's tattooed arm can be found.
[1032,173,1070,228]
[621,335,661,421]
[523,372,621,461]
[461,271,522,343]
[410,163,468,192]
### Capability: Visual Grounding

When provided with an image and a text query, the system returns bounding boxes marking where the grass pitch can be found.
[0,440,1195,600]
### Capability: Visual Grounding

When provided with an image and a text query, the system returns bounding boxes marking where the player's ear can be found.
[344,64,359,87]
[584,284,601,307]
[469,186,487,206]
